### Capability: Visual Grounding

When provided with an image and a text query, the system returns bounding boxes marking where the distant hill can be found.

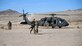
[0,9,22,22]
[46,8,82,14]
[0,9,21,15]
[0,8,82,22]
[75,8,82,11]
[31,8,82,22]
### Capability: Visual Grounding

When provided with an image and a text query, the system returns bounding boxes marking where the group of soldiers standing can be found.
[29,19,39,34]
[7,19,39,34]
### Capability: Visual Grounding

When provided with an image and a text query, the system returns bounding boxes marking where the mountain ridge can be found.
[0,9,21,15]
[0,8,82,15]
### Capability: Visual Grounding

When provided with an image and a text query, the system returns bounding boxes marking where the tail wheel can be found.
[52,26,54,28]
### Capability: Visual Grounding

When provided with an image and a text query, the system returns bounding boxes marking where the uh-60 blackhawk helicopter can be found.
[19,10,69,28]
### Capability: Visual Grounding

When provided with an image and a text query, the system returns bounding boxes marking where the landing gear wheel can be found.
[52,26,55,28]
[59,26,61,28]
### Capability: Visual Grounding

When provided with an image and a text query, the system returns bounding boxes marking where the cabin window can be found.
[59,21,61,23]
[54,20,56,24]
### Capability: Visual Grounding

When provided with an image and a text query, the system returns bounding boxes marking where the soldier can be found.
[34,21,39,34]
[30,19,36,33]
[8,21,12,30]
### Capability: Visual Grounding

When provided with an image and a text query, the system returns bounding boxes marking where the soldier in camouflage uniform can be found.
[8,21,12,30]
[30,19,36,33]
[34,21,39,34]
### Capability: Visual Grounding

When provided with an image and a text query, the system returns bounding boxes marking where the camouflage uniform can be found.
[34,21,39,34]
[8,21,12,30]
[30,19,35,33]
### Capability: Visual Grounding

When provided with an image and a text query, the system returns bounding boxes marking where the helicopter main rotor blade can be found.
[55,14,69,16]
[25,12,29,14]
[26,14,31,15]
[19,14,31,17]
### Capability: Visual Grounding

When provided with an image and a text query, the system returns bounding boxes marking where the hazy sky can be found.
[0,0,82,13]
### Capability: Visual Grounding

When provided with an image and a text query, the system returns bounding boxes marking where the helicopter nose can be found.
[63,21,69,26]
[65,23,69,26]
[67,23,69,26]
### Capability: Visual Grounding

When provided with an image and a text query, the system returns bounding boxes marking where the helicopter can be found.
[19,10,69,28]
[38,16,69,28]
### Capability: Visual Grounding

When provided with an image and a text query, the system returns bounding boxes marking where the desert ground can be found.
[0,21,82,46]
[0,9,82,46]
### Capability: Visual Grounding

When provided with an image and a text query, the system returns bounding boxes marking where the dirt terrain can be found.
[0,22,82,46]
[0,9,82,46]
